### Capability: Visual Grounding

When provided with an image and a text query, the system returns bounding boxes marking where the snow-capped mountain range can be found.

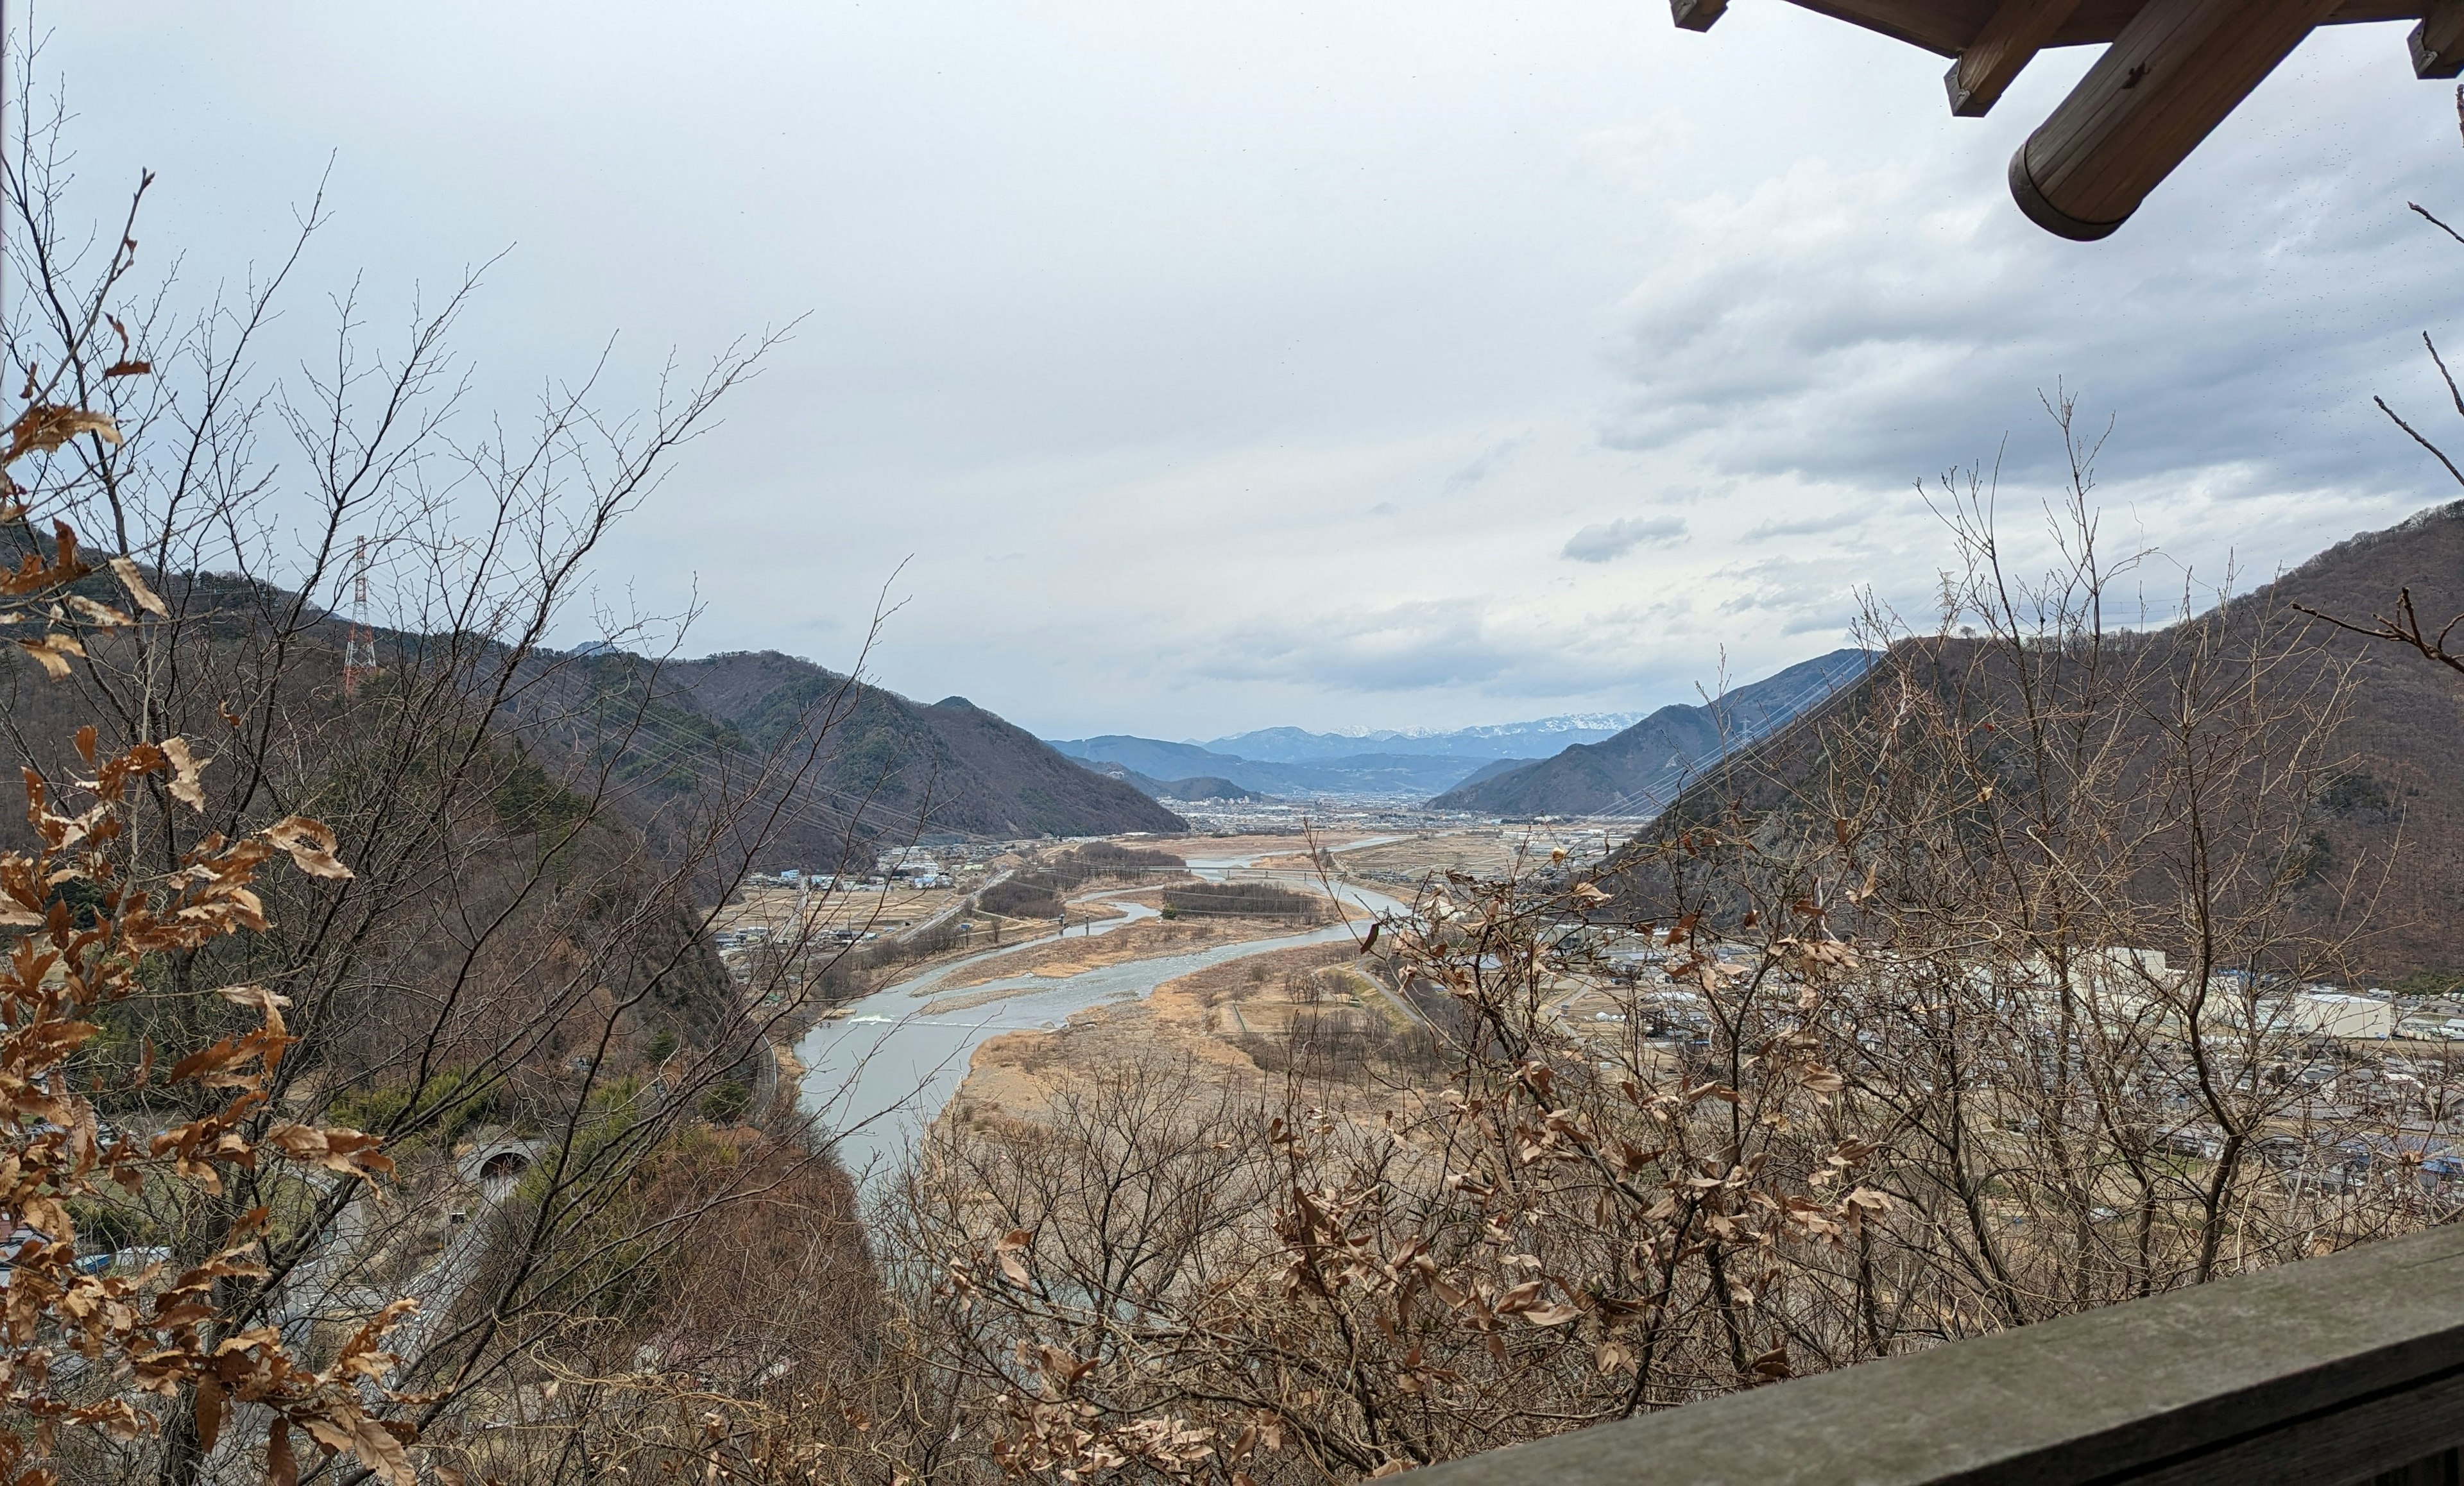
[1199,713,1647,763]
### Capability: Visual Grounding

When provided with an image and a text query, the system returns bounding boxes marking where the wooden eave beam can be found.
[2413,0,2464,76]
[1679,0,1978,51]
[1775,0,1969,53]
[1670,0,1730,34]
[2047,0,2422,45]
[1946,0,2087,114]
[1669,0,2452,240]
[1735,0,2431,52]
[2011,0,2345,239]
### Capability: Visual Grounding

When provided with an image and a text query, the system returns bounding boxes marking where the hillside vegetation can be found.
[1077,757,1270,801]
[1430,647,1874,815]
[516,650,1184,873]
[1636,502,2464,978]
[1050,733,1502,798]
[21,43,2464,1486]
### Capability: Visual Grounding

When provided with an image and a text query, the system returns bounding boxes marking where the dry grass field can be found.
[1172,831,1383,860]
[713,882,966,941]
[943,941,1383,1126]
[1333,830,1530,880]
[921,914,1304,993]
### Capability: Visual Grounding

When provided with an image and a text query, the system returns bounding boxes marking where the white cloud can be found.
[1185,594,1704,699]
[56,4,2464,739]
[1444,434,1530,493]
[1562,515,1688,562]
[1575,110,1697,189]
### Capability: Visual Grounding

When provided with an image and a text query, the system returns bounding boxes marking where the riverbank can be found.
[923,910,1330,993]
[794,873,1406,1184]
[943,938,1373,1128]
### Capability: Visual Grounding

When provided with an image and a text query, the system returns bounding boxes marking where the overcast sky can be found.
[57,3,2464,739]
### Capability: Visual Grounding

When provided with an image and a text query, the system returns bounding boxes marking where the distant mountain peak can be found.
[1429,649,1877,817]
[547,653,1183,853]
[1196,712,1653,764]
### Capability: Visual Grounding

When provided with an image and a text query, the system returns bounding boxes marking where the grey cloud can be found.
[1598,117,2460,502]
[1197,600,1518,692]
[1781,607,1860,637]
[1707,552,1876,637]
[1562,515,1687,563]
[1745,509,1867,540]
[1190,597,1693,701]
[1444,434,1529,493]
[76,7,2464,740]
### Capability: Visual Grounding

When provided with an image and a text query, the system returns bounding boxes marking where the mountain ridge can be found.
[1077,758,1270,803]
[1201,712,1647,762]
[1052,699,1855,802]
[529,649,1185,865]
[1428,649,1876,816]
[1046,735,1496,798]
[1634,502,2464,977]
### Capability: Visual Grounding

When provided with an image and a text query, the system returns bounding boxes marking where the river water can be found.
[793,861,1408,1184]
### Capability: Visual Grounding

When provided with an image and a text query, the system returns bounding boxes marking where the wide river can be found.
[792,855,1410,1184]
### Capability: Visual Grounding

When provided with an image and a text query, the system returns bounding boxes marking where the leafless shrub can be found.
[0,62,894,1485]
[1159,883,1327,920]
[801,417,2452,1484]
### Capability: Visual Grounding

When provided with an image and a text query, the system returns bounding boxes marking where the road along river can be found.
[794,867,1409,1186]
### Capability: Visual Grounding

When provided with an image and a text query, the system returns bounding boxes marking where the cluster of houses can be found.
[1585,939,2440,1046]
[873,847,968,889]
[2397,999,2464,1043]
[1558,935,2464,1197]
[737,848,995,896]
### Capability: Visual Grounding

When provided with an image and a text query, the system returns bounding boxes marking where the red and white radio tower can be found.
[343,536,373,698]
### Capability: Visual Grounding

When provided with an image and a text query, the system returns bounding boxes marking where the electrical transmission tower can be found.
[343,536,374,697]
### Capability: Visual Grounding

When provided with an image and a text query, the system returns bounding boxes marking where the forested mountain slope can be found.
[1047,734,1498,798]
[1629,503,2464,978]
[1430,649,1874,815]
[3,611,1182,882]
[1076,758,1270,802]
[1204,711,1643,762]
[540,649,1183,867]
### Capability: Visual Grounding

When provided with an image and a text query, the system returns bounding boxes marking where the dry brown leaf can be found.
[264,815,350,880]
[267,1420,297,1486]
[108,557,168,617]
[18,632,85,680]
[7,404,123,461]
[298,1414,355,1454]
[265,1122,393,1181]
[350,1412,417,1485]
[161,737,207,810]
[195,1374,225,1451]
[216,984,293,1018]
[66,594,132,628]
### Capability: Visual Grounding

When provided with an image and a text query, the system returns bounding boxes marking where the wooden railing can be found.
[1405,1223,2464,1485]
